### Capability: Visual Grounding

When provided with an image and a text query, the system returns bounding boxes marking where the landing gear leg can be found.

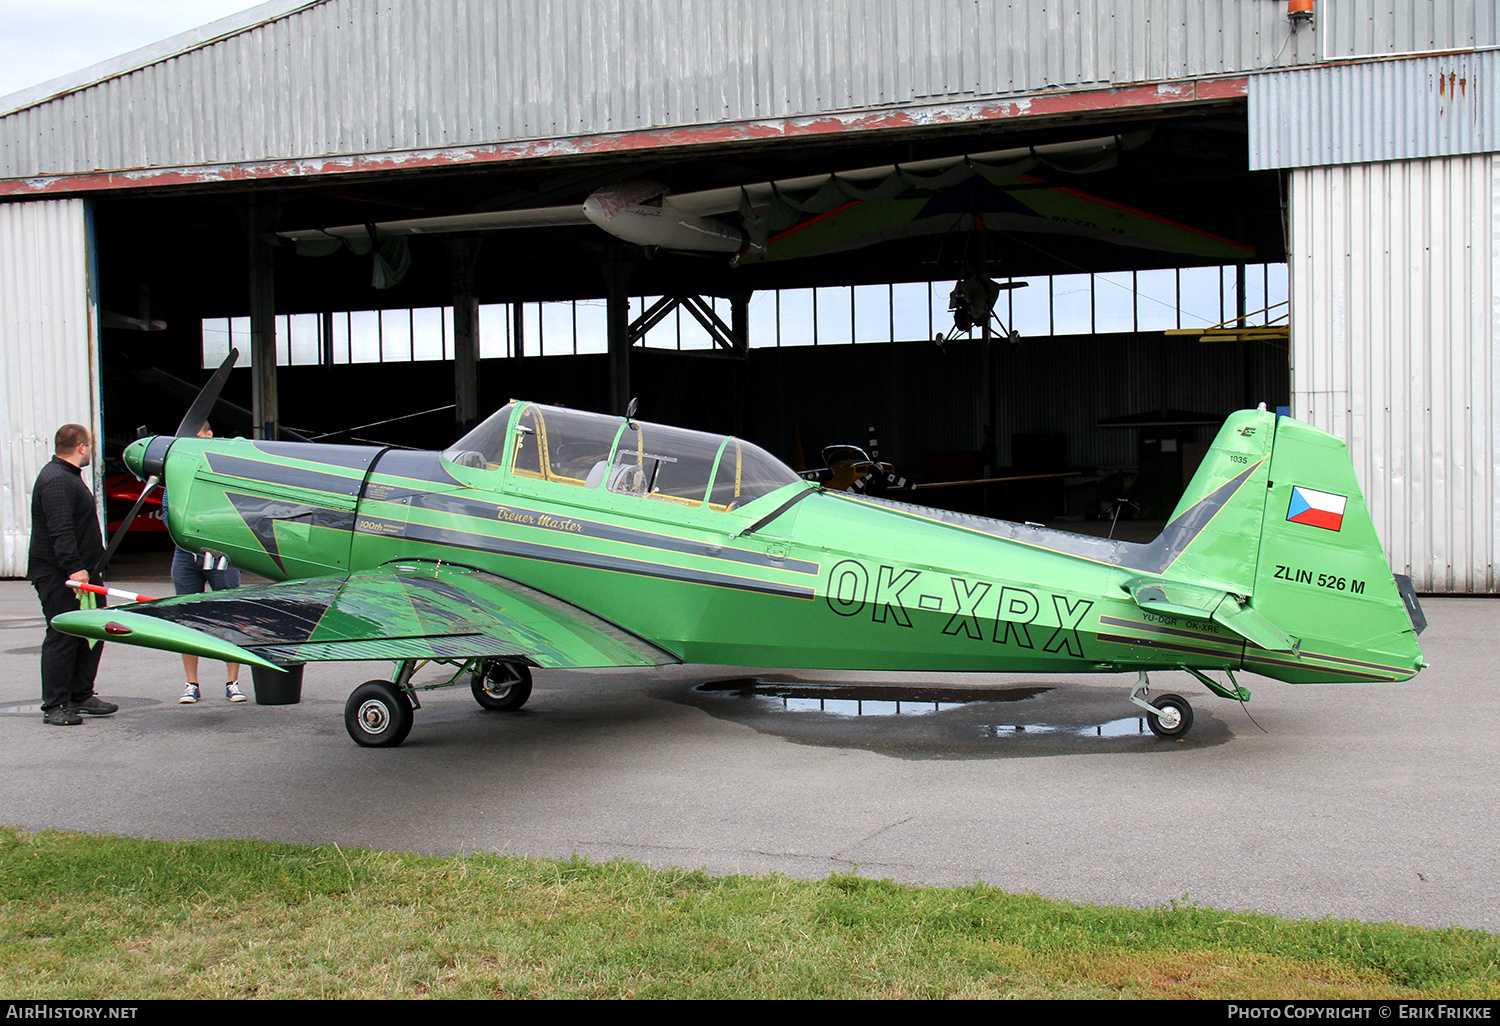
[1128,671,1194,739]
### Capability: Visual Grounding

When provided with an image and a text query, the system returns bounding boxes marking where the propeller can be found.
[95,348,238,577]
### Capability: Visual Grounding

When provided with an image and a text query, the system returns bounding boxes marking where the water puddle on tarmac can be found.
[695,676,1155,741]
[976,717,1154,739]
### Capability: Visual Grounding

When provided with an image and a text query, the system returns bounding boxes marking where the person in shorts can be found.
[167,424,246,704]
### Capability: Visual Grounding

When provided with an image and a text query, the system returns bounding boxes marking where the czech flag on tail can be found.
[1287,486,1347,532]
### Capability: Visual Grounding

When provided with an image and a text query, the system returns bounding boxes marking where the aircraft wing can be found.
[275,136,1128,242]
[277,205,591,243]
[51,560,679,670]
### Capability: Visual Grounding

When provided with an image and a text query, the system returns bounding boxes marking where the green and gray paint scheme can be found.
[55,402,1425,738]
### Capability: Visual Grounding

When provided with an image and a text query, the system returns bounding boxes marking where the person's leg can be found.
[179,655,201,702]
[34,576,81,715]
[171,548,205,596]
[70,626,108,709]
[173,549,206,703]
[70,585,107,706]
[202,567,246,702]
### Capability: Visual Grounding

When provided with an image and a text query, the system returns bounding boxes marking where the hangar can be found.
[1,0,1495,592]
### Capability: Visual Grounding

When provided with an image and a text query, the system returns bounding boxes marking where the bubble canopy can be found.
[444,402,802,512]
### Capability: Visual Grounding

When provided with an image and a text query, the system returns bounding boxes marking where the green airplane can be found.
[55,385,1427,748]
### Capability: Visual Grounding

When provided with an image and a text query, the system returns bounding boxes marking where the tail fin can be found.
[1246,415,1424,682]
[1145,410,1424,683]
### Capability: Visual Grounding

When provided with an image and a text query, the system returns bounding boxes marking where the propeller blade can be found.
[95,476,159,576]
[97,347,239,576]
[174,347,238,438]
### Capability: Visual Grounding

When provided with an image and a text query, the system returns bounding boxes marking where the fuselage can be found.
[125,402,1422,684]
[582,184,750,254]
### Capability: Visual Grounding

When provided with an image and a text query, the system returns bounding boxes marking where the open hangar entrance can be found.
[93,103,1286,528]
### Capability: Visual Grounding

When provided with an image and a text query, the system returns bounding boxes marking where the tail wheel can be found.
[471,662,533,711]
[345,679,414,747]
[1147,693,1194,739]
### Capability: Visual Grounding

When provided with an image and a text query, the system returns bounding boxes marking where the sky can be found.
[0,0,260,100]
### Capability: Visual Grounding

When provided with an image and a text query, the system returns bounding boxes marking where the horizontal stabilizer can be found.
[1211,599,1299,655]
[1126,579,1224,620]
[1127,578,1299,655]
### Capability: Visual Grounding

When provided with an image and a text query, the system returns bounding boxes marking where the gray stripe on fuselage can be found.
[401,490,821,576]
[249,441,385,473]
[366,450,467,486]
[357,517,816,600]
[838,464,1261,575]
[206,452,369,497]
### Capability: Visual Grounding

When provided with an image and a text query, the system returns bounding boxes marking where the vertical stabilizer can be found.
[1148,411,1423,682]
[1246,417,1423,682]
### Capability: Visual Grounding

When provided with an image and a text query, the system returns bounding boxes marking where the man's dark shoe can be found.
[43,707,82,726]
[73,696,118,716]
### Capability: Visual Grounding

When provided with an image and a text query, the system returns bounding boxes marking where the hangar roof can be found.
[1,0,1325,195]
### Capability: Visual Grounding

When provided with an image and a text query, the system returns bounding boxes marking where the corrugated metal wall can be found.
[0,198,102,577]
[1289,154,1497,592]
[1320,0,1499,59]
[0,0,1321,180]
[1250,48,1500,170]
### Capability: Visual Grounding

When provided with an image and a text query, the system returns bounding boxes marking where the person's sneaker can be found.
[179,683,201,704]
[43,706,82,726]
[73,696,118,716]
[226,682,247,703]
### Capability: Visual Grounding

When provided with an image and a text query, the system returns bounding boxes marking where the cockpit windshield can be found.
[444,402,801,512]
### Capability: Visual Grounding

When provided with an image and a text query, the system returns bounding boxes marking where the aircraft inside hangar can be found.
[93,109,1289,533]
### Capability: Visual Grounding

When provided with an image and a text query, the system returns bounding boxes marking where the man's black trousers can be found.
[33,576,105,712]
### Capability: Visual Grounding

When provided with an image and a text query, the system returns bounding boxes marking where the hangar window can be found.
[634,265,1285,350]
[1135,270,1180,332]
[1051,275,1094,335]
[1093,272,1136,333]
[1008,276,1052,336]
[890,282,930,340]
[201,263,1287,368]
[203,308,464,367]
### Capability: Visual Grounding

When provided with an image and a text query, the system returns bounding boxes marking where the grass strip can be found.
[2,826,1496,1000]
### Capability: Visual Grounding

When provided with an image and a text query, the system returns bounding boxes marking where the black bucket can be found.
[250,663,304,705]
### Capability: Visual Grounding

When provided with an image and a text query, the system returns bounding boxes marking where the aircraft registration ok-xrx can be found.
[56,380,1426,747]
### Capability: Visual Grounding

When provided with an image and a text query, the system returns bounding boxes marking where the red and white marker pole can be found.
[65,580,160,603]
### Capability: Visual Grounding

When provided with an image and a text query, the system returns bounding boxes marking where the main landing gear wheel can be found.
[1146,693,1194,739]
[471,663,533,711]
[345,679,414,747]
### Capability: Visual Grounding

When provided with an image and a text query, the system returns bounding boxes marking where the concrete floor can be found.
[1,552,1494,932]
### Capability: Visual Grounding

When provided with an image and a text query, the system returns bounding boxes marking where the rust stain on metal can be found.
[0,78,1248,198]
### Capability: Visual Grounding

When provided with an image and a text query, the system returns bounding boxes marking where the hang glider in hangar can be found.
[276,135,1253,263]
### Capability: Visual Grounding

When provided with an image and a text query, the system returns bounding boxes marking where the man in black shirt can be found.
[28,424,118,726]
